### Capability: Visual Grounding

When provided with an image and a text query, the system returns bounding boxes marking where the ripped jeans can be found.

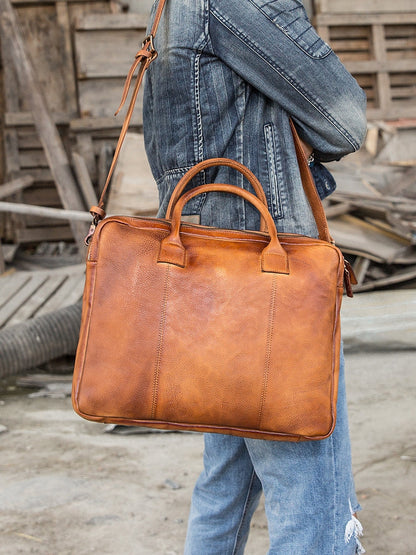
[184,347,365,554]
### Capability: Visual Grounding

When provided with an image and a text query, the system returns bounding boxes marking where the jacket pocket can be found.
[264,123,284,220]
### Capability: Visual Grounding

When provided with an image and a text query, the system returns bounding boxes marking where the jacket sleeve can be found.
[209,0,367,162]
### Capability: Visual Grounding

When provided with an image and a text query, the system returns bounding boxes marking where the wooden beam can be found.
[5,112,70,127]
[72,151,98,208]
[0,201,92,222]
[0,176,35,200]
[0,0,87,249]
[76,13,148,30]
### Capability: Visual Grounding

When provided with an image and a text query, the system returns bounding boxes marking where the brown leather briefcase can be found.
[72,152,351,442]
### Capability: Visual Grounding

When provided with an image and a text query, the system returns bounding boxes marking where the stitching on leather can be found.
[257,275,278,428]
[151,264,171,418]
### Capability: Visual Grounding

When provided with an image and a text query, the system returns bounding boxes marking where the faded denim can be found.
[144,0,366,237]
[143,1,367,553]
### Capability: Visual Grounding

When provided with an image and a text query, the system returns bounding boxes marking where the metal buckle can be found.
[142,34,156,55]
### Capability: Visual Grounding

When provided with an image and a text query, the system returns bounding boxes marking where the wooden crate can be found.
[315,13,416,120]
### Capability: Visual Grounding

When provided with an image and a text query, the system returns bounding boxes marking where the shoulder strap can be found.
[88,0,168,228]
[87,0,331,245]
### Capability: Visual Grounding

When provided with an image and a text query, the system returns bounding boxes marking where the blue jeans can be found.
[184,348,364,554]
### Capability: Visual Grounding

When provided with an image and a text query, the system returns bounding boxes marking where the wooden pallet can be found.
[315,13,416,120]
[0,264,85,329]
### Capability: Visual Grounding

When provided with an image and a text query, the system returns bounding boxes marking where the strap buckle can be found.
[140,34,158,61]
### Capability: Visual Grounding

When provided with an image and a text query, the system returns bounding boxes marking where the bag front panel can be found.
[73,217,343,440]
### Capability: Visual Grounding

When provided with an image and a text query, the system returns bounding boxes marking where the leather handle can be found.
[165,157,268,233]
[158,183,289,275]
[165,158,268,215]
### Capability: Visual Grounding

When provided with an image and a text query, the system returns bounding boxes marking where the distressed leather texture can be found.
[72,159,344,442]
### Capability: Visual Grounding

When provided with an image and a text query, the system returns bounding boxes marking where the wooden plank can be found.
[0,272,48,327]
[36,273,85,315]
[367,106,416,120]
[0,176,34,200]
[316,0,416,14]
[77,79,143,122]
[76,13,148,30]
[344,59,416,73]
[329,215,416,265]
[7,274,67,326]
[15,226,73,243]
[14,4,75,116]
[67,1,112,27]
[0,201,92,222]
[353,265,416,292]
[316,14,416,25]
[70,117,134,132]
[23,186,61,206]
[0,0,87,248]
[72,151,98,208]
[0,272,30,308]
[17,132,42,149]
[0,241,5,275]
[329,26,372,39]
[324,202,352,219]
[97,142,114,192]
[352,257,371,287]
[75,133,96,182]
[19,150,49,169]
[75,29,144,79]
[15,169,53,182]
[372,24,391,113]
[56,1,78,116]
[5,112,70,127]
[328,39,370,52]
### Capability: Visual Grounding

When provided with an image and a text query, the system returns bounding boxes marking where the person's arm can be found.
[209,0,367,162]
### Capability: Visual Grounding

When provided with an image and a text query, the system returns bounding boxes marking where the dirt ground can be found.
[0,350,415,554]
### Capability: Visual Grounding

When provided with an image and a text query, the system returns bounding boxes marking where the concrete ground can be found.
[0,349,415,554]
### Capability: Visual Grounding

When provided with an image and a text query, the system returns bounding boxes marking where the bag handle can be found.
[86,0,332,246]
[165,157,269,232]
[158,183,289,275]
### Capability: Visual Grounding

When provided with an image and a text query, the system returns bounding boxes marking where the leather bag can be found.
[72,0,356,441]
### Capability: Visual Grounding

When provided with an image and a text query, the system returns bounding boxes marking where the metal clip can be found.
[84,222,96,247]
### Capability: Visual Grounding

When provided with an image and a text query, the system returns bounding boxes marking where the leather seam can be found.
[151,263,171,418]
[257,275,278,429]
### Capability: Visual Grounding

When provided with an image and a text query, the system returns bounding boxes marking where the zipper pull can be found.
[343,259,357,298]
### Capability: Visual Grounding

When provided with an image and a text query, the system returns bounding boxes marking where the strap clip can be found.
[141,34,158,61]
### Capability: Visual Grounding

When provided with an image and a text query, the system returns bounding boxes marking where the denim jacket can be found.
[143,0,367,237]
